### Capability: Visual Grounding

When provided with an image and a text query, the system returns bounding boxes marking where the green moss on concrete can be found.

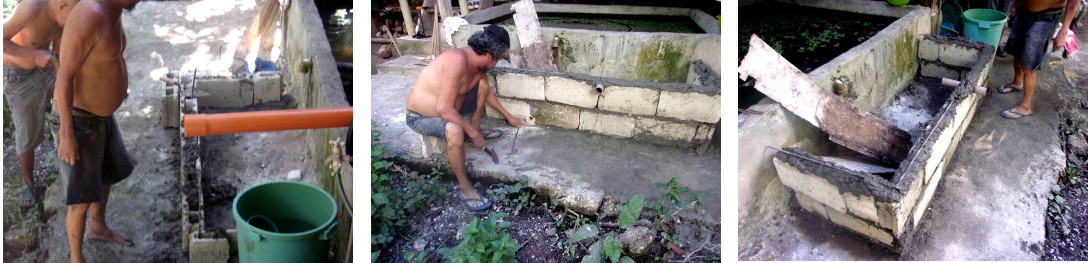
[636,42,688,83]
[529,101,580,129]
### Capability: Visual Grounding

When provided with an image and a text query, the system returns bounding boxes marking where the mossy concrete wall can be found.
[451,21,720,84]
[282,0,351,258]
[738,0,930,235]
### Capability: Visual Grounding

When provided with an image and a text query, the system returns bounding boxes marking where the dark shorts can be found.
[48,107,135,205]
[1004,8,1062,71]
[405,84,479,141]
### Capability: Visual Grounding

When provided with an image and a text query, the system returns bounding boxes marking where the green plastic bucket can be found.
[962,9,1008,47]
[233,181,339,263]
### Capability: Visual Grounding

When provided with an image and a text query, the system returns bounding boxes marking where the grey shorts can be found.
[47,107,135,205]
[1004,8,1061,71]
[405,84,480,141]
[3,66,56,154]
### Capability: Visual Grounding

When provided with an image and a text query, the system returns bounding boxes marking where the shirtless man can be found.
[995,0,1080,119]
[52,0,141,262]
[3,0,78,207]
[405,25,526,211]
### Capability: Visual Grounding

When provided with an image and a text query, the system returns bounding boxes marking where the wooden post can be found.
[511,0,558,72]
[739,34,911,164]
[398,0,417,36]
[481,0,494,9]
[459,0,470,15]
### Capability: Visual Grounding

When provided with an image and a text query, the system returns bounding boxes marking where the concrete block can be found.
[486,98,531,121]
[895,169,925,232]
[827,205,895,246]
[844,192,879,222]
[939,43,980,68]
[162,84,180,128]
[599,86,659,115]
[496,73,546,100]
[796,192,829,218]
[918,38,939,61]
[634,117,697,142]
[195,78,254,108]
[189,232,230,263]
[546,76,599,108]
[579,111,635,138]
[693,123,716,143]
[657,91,721,123]
[772,158,847,212]
[529,101,580,129]
[253,71,282,103]
[913,159,945,229]
[875,201,901,235]
[919,61,960,80]
[419,134,446,158]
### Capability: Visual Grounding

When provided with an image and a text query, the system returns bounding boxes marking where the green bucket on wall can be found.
[962,9,1008,47]
[233,181,339,263]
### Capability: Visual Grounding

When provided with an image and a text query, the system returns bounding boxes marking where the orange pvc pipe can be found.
[184,107,352,137]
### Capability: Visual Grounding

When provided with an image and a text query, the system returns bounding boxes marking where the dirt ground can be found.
[1044,15,1088,261]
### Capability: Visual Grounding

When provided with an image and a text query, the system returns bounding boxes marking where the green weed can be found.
[439,212,521,263]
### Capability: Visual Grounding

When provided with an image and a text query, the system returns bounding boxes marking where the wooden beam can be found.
[739,34,911,164]
[511,0,558,72]
[398,0,417,36]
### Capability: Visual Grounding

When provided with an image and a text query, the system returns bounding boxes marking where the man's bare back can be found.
[1021,0,1070,12]
[3,0,69,69]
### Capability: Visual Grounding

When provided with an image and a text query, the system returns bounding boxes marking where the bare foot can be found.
[87,228,134,247]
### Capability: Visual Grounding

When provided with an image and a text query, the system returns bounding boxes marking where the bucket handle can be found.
[320,221,340,241]
[247,215,279,233]
[978,22,990,29]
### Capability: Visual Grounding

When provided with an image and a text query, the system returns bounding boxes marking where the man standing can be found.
[405,25,526,211]
[52,0,141,262]
[995,0,1080,119]
[3,0,78,207]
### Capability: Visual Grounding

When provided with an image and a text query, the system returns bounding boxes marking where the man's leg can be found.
[444,122,486,207]
[85,185,132,245]
[1016,68,1038,114]
[18,151,39,202]
[67,203,90,263]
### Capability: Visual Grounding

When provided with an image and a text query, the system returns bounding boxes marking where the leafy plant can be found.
[372,122,448,252]
[1047,184,1073,236]
[439,212,522,263]
[403,250,428,263]
[486,175,536,213]
[581,233,633,263]
[617,195,644,229]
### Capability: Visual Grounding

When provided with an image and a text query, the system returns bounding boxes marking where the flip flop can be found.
[1001,108,1033,119]
[17,191,33,208]
[88,231,135,247]
[996,84,1024,94]
[456,190,492,211]
[482,129,503,140]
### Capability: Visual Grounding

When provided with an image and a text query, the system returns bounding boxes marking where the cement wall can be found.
[767,36,995,249]
[282,0,351,259]
[738,0,930,234]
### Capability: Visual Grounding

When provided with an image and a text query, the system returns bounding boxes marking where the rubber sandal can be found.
[996,84,1024,94]
[457,190,492,211]
[1000,108,1033,119]
[17,191,33,208]
[482,129,503,140]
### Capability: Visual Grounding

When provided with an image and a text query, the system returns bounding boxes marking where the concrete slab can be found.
[739,50,1066,260]
[371,71,721,236]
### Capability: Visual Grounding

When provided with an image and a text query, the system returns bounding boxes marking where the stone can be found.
[618,226,655,256]
[656,91,721,123]
[772,158,848,212]
[413,238,428,251]
[546,76,599,108]
[1068,133,1088,157]
[189,232,230,263]
[918,39,939,61]
[598,196,624,218]
[287,169,302,180]
[496,73,546,100]
[939,42,980,67]
[529,101,580,129]
[579,111,635,138]
[843,192,879,222]
[634,117,698,143]
[598,86,659,115]
[920,61,961,80]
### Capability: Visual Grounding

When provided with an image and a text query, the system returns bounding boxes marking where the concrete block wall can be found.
[768,36,994,250]
[484,70,720,147]
[190,73,282,109]
[738,1,932,237]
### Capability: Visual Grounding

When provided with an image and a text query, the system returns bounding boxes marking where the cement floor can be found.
[739,40,1075,260]
[369,69,722,241]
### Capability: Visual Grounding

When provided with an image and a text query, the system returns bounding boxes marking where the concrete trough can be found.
[769,35,995,250]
